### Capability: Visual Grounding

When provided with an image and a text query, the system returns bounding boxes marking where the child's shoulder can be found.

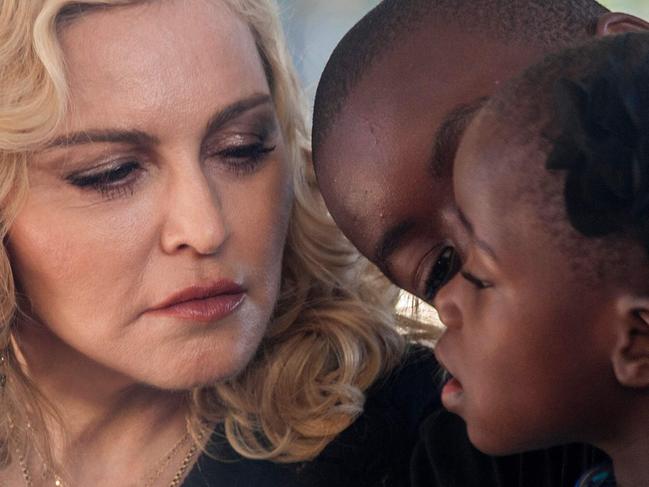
[412,409,610,487]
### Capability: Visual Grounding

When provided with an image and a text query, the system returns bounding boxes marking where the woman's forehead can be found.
[58,0,268,132]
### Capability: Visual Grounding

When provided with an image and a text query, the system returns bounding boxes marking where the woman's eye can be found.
[67,160,142,199]
[212,142,276,174]
[423,246,461,301]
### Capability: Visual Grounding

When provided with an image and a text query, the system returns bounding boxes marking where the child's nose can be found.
[433,276,463,329]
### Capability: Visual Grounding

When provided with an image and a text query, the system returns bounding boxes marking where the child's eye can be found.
[423,246,461,301]
[460,270,492,290]
[67,160,143,199]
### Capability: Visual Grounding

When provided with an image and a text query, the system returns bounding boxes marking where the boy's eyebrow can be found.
[43,93,273,150]
[454,207,498,262]
[429,96,489,177]
[373,97,490,278]
[374,220,417,280]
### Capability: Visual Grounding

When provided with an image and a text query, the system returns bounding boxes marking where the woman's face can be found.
[9,0,293,389]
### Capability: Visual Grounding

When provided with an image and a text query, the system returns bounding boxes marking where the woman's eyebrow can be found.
[43,93,273,151]
[203,93,273,136]
[46,129,159,149]
[374,219,417,281]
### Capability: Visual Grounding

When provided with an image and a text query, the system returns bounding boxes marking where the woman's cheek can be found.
[7,191,155,325]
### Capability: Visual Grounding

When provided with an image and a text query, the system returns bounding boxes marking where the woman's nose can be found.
[160,165,229,256]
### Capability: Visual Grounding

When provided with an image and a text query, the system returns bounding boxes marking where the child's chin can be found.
[466,425,543,457]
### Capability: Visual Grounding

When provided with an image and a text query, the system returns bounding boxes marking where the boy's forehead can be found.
[316,26,546,261]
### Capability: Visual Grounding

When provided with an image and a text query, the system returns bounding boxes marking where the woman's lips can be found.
[148,282,246,323]
[150,293,245,322]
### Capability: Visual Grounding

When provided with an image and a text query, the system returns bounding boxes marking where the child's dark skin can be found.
[436,34,649,486]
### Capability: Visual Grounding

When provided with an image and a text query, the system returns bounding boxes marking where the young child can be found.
[433,32,649,487]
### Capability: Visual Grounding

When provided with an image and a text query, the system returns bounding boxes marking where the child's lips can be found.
[440,371,464,411]
[435,342,464,410]
[442,375,463,395]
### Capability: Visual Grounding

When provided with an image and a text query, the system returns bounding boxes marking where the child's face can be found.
[433,111,620,455]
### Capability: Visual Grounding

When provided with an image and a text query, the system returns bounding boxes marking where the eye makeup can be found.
[65,156,146,200]
[43,97,282,201]
[202,109,280,176]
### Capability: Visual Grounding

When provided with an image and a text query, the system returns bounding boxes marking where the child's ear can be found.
[596,12,649,37]
[612,297,649,388]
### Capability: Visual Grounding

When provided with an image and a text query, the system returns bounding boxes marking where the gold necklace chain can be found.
[15,431,200,487]
[142,432,190,487]
[168,440,199,487]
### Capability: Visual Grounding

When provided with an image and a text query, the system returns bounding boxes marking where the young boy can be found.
[435,32,649,486]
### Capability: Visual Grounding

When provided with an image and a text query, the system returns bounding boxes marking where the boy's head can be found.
[433,32,649,456]
[312,0,648,301]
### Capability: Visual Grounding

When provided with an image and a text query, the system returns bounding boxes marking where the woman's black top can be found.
[182,347,607,487]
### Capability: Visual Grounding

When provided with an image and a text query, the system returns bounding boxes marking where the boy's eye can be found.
[423,246,461,301]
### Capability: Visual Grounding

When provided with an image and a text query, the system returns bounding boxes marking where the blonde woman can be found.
[0,0,439,485]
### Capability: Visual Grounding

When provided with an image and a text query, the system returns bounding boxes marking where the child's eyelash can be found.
[460,271,491,289]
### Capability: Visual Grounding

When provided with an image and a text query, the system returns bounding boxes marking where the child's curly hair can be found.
[478,32,649,284]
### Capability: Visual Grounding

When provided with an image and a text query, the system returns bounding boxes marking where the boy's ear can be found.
[596,13,649,37]
[612,297,649,388]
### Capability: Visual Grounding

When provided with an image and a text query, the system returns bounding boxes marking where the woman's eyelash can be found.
[65,136,276,199]
[64,140,275,199]
[211,142,276,174]
[66,160,142,199]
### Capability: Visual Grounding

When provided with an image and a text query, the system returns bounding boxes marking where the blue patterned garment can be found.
[575,465,615,487]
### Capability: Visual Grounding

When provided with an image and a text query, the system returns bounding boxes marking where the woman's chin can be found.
[140,343,261,391]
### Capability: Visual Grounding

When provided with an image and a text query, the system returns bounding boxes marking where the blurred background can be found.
[278,0,649,103]
[277,0,649,324]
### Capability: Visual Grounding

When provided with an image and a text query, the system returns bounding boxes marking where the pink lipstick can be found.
[148,281,245,323]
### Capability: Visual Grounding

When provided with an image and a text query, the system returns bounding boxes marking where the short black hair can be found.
[312,0,608,157]
[477,32,649,284]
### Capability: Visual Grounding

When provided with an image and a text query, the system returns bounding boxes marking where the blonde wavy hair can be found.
[0,0,426,467]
